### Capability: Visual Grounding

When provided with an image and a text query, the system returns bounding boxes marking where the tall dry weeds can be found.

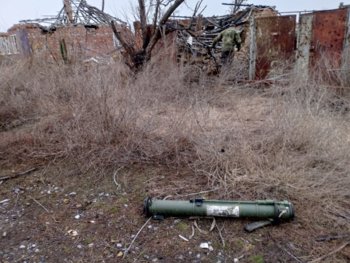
[1,57,349,243]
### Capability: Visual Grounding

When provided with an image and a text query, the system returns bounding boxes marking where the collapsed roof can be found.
[19,0,126,28]
[169,5,277,56]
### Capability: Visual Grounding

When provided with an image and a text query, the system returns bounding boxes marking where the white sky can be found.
[0,0,349,32]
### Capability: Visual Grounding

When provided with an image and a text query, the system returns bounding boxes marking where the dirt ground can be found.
[1,89,349,263]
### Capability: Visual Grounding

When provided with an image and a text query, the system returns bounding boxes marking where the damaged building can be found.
[0,0,131,62]
[1,1,350,82]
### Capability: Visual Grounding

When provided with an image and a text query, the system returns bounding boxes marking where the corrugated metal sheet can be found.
[0,35,19,55]
[254,15,296,79]
[310,9,347,68]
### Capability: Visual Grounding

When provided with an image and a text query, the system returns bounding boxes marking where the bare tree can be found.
[230,0,247,14]
[111,0,185,69]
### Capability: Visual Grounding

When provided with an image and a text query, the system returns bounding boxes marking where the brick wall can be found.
[8,24,125,61]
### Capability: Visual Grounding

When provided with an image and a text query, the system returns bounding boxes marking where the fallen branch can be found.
[309,242,350,263]
[0,168,37,182]
[316,233,350,242]
[29,196,50,213]
[113,167,124,192]
[123,217,152,258]
[275,243,304,263]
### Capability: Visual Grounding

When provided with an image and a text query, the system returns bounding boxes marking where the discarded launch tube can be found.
[144,198,294,220]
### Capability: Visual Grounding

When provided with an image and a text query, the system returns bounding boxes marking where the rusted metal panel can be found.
[296,13,314,77]
[254,15,296,80]
[310,9,347,68]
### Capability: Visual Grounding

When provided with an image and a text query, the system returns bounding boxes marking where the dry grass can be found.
[1,56,350,259]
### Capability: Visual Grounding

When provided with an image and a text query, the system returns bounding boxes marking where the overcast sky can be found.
[0,0,349,32]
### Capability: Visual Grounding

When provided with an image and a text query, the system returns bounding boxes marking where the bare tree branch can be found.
[231,0,247,14]
[138,0,148,48]
[145,0,185,59]
[111,21,135,56]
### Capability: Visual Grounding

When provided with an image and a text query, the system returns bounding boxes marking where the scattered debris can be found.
[200,242,209,249]
[0,199,10,205]
[179,235,189,242]
[67,230,78,237]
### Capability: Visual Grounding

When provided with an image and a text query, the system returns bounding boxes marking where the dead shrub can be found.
[0,57,199,170]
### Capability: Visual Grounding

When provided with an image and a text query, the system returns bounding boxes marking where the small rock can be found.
[2,232,7,238]
[34,248,40,253]
[88,243,94,248]
[116,243,123,248]
[152,258,158,262]
[234,258,239,263]
[47,190,51,195]
[69,192,77,196]
[63,199,70,204]
[74,214,81,220]
[209,245,214,251]
[196,253,201,259]
[117,251,123,257]
[77,244,83,249]
[19,245,26,249]
[67,230,78,237]
[89,220,96,224]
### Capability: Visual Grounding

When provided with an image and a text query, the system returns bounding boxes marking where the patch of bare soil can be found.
[1,163,349,263]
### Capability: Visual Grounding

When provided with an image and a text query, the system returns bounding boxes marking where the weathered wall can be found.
[7,24,121,61]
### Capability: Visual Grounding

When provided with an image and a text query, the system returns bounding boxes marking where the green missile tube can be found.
[144,198,294,220]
